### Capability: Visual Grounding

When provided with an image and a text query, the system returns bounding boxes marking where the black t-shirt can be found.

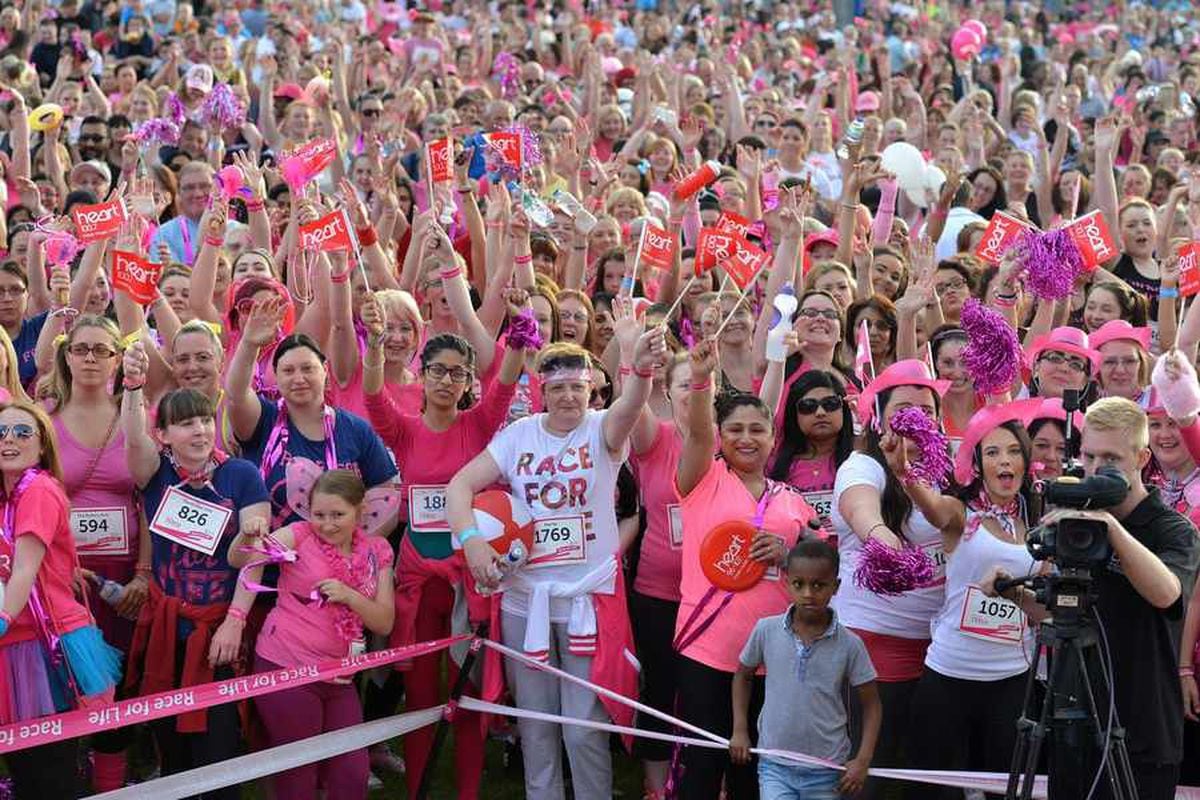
[1112,253,1160,319]
[1095,489,1199,764]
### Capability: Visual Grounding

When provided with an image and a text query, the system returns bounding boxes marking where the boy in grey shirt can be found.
[731,539,881,798]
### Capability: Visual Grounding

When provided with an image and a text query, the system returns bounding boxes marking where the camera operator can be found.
[985,397,1199,799]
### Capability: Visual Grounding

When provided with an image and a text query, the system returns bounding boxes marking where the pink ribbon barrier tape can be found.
[0,635,464,754]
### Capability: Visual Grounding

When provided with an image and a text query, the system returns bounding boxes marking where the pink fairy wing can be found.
[360,486,401,537]
[285,458,324,520]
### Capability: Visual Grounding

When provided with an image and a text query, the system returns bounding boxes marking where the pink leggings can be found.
[253,656,368,800]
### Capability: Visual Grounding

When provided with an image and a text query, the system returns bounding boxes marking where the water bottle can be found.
[498,540,528,574]
[93,575,124,606]
[508,181,554,228]
[765,284,799,363]
[836,117,866,161]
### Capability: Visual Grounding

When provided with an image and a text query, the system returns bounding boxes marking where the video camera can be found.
[1026,465,1129,570]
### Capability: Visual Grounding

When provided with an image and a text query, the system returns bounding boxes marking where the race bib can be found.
[919,540,947,588]
[528,516,586,568]
[71,507,129,556]
[149,486,233,557]
[804,490,833,530]
[667,504,683,549]
[958,585,1025,645]
[408,485,448,533]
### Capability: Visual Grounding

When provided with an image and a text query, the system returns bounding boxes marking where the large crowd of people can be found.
[0,0,1199,798]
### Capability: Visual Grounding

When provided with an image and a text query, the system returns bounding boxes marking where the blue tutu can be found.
[46,626,123,711]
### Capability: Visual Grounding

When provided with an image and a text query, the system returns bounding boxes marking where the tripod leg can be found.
[1020,642,1063,800]
[1006,642,1045,800]
[1074,642,1139,800]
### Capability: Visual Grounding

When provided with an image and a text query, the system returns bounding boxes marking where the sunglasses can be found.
[67,343,118,359]
[796,396,844,415]
[590,384,613,404]
[361,108,381,117]
[0,423,36,441]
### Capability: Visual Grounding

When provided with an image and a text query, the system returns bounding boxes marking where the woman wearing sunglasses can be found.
[45,316,148,791]
[121,342,270,798]
[769,370,855,532]
[0,400,122,799]
[362,292,528,800]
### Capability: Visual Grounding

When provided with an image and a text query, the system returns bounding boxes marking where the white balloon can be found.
[881,142,927,202]
[918,165,947,206]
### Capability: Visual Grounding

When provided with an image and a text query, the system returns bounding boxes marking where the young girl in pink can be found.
[0,400,121,799]
[228,469,395,800]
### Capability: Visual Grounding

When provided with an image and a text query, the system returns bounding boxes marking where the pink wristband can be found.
[690,377,712,391]
[514,254,532,265]
[226,606,248,623]
[330,271,350,284]
[203,235,224,248]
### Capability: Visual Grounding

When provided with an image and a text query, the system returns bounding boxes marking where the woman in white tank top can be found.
[881,401,1050,799]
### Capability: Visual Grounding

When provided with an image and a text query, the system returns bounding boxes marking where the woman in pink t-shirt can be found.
[328,285,424,421]
[45,316,148,792]
[0,401,121,799]
[228,470,394,800]
[362,293,527,800]
[674,339,815,799]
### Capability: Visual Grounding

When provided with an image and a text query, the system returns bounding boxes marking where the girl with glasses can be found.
[0,399,121,799]
[361,294,529,800]
[120,353,270,799]
[45,316,146,791]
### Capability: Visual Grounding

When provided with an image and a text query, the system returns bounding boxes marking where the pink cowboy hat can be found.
[952,399,1043,485]
[858,359,951,427]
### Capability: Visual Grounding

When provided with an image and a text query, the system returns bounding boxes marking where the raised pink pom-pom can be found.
[217,165,244,201]
[201,84,246,132]
[960,298,1021,396]
[888,406,953,488]
[131,118,181,148]
[853,536,936,596]
[280,156,309,190]
[1018,228,1085,300]
[44,232,79,266]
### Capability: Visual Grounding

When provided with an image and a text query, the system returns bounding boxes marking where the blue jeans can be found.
[758,758,841,800]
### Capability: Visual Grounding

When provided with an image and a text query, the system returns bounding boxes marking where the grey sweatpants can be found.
[501,610,612,800]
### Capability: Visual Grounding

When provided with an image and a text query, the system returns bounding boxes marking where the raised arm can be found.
[432,224,496,375]
[224,296,283,441]
[326,252,358,387]
[121,341,162,487]
[188,199,227,324]
[603,326,664,454]
[1093,115,1122,240]
[676,337,718,497]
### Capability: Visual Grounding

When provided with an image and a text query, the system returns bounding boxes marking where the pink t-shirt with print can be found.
[676,459,814,673]
[256,522,394,669]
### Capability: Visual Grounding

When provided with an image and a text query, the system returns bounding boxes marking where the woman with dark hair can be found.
[225,297,398,530]
[846,295,898,371]
[362,294,528,800]
[1027,398,1083,481]
[831,360,949,800]
[927,327,979,446]
[1080,280,1150,333]
[769,370,854,531]
[882,404,1044,799]
[766,289,856,432]
[670,338,816,799]
[591,292,617,355]
[120,350,270,798]
[966,164,1008,220]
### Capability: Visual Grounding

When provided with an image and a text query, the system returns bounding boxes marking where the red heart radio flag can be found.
[73,198,127,244]
[1063,210,1117,270]
[112,250,162,305]
[974,210,1035,265]
[299,209,354,253]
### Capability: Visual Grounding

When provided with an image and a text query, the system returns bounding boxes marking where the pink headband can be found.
[540,368,592,385]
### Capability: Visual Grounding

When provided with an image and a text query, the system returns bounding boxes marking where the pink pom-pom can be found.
[1152,351,1200,420]
[853,537,936,595]
[217,165,244,201]
[888,406,953,488]
[960,298,1021,395]
[506,307,544,350]
[200,83,246,132]
[44,232,79,266]
[164,92,186,126]
[131,118,181,148]
[492,52,520,100]
[280,156,309,191]
[1018,228,1085,300]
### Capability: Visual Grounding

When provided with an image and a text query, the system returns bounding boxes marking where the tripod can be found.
[1002,572,1139,800]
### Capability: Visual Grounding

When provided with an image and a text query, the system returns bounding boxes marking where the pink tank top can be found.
[52,414,139,567]
[629,421,684,602]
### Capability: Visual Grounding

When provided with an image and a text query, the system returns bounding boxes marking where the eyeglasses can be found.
[424,363,472,383]
[799,308,839,320]
[560,311,589,324]
[590,383,613,404]
[67,342,118,359]
[79,133,105,143]
[796,396,843,415]
[935,277,968,294]
[860,318,895,332]
[0,423,35,441]
[1040,351,1088,372]
[180,182,213,193]
[0,286,26,297]
[1101,357,1140,371]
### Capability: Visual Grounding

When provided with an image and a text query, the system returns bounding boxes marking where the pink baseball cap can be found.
[855,91,881,113]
